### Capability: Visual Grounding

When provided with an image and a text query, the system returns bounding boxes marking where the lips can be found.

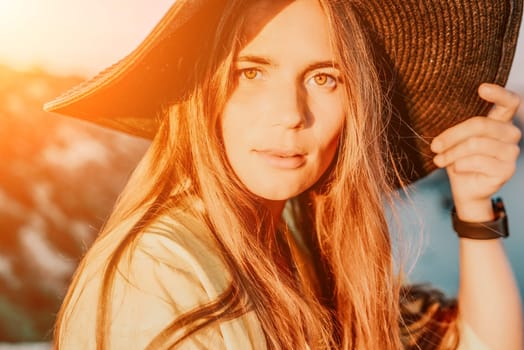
[254,148,307,169]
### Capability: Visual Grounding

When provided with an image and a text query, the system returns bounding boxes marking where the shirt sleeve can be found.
[107,232,227,350]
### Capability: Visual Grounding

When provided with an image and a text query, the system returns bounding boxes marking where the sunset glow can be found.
[0,0,172,76]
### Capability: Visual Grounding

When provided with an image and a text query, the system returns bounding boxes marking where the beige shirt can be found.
[58,209,489,349]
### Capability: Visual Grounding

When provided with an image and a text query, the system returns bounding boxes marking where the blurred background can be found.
[0,0,522,347]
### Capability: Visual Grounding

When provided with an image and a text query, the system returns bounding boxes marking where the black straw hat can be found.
[44,0,523,184]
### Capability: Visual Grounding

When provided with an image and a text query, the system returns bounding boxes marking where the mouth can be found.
[254,149,307,169]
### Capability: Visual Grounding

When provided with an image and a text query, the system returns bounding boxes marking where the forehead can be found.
[238,0,333,60]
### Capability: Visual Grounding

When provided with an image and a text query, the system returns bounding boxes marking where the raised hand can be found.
[431,83,521,220]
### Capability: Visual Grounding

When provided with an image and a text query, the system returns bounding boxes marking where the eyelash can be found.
[235,68,340,89]
[237,68,263,80]
[306,73,337,88]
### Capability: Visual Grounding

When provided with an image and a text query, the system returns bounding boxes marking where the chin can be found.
[250,184,306,202]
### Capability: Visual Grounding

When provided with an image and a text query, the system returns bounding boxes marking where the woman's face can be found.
[221,0,345,207]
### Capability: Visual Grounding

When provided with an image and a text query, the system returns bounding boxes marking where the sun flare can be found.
[0,1,173,76]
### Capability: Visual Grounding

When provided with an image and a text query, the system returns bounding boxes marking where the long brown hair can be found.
[54,1,457,349]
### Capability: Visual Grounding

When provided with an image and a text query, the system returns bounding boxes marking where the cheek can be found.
[220,119,240,173]
[309,96,346,176]
[311,95,346,148]
[220,98,254,170]
[221,92,244,135]
[318,129,342,175]
[221,90,262,138]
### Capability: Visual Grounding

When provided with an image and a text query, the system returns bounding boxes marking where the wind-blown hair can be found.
[54,1,458,349]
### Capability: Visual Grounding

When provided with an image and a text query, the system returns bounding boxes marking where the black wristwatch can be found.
[451,198,509,240]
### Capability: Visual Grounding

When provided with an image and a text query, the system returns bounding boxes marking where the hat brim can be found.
[44,0,226,139]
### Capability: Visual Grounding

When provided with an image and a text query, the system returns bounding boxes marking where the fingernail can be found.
[431,139,442,152]
[433,155,443,167]
[480,83,493,94]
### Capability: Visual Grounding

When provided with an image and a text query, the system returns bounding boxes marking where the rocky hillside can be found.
[0,64,148,341]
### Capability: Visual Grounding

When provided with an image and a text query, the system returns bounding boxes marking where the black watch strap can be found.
[451,198,509,240]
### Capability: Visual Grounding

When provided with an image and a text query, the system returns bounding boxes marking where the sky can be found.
[0,0,522,91]
[0,0,173,76]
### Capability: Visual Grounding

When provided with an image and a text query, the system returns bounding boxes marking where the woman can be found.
[45,0,523,349]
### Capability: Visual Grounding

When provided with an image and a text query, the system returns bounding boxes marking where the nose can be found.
[270,82,307,129]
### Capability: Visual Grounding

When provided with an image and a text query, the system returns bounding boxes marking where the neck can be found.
[261,199,286,225]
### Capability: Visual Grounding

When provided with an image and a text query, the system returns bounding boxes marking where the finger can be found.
[452,155,516,179]
[431,117,522,153]
[433,137,520,168]
[479,83,521,122]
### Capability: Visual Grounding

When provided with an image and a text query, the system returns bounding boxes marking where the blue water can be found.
[393,154,524,298]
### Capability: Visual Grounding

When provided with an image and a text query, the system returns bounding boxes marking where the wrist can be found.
[453,198,494,222]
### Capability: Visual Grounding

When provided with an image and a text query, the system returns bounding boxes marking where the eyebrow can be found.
[235,55,340,72]
[236,55,274,66]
